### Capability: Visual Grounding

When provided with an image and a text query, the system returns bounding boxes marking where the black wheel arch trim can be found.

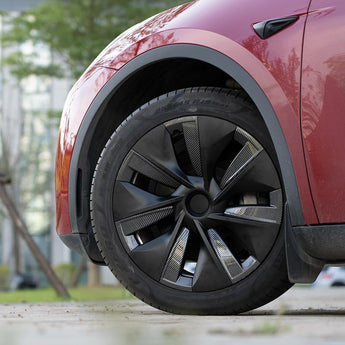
[68,44,306,260]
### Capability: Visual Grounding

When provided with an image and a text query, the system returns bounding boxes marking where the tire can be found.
[91,87,292,315]
[331,282,345,287]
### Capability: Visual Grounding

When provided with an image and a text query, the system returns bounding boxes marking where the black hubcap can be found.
[113,116,283,292]
[187,192,210,216]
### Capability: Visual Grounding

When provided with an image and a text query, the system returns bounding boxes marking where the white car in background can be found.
[313,267,345,288]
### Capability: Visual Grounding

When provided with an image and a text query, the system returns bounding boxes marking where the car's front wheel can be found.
[91,87,292,314]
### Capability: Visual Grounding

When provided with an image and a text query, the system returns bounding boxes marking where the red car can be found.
[55,0,345,314]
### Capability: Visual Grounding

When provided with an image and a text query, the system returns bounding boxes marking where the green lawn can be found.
[0,286,133,303]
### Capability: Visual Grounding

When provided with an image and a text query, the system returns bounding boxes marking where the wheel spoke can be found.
[209,189,282,260]
[161,227,190,283]
[116,206,174,236]
[208,212,275,227]
[133,124,192,188]
[118,150,180,189]
[192,245,230,291]
[215,155,260,203]
[224,205,280,224]
[130,232,173,281]
[208,229,243,278]
[223,190,282,225]
[213,127,263,202]
[130,212,185,281]
[181,117,236,187]
[113,181,182,220]
[225,151,282,195]
[220,128,263,190]
[208,220,279,262]
[197,116,236,189]
[182,118,202,176]
[208,229,259,283]
[193,220,232,281]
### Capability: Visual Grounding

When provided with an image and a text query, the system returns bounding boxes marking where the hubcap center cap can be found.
[187,193,210,216]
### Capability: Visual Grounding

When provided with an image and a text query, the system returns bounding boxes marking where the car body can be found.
[56,0,345,314]
[314,267,345,288]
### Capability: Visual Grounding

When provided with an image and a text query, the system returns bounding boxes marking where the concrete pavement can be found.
[0,287,345,345]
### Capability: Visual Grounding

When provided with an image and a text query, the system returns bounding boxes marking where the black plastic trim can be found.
[59,233,105,265]
[68,44,305,258]
[286,206,345,283]
[285,205,323,283]
[253,16,299,39]
[293,224,345,261]
[79,233,106,265]
[59,233,86,257]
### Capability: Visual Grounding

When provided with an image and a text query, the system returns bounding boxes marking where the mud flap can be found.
[285,204,324,283]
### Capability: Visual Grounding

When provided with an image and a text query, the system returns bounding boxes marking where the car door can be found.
[301,0,345,223]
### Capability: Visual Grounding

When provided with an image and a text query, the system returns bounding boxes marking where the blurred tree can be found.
[2,0,185,79]
[0,0,185,287]
[0,175,70,297]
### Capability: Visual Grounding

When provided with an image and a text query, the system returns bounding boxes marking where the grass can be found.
[0,286,134,304]
[253,321,281,335]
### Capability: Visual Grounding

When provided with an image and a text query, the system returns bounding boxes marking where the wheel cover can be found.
[113,115,283,292]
